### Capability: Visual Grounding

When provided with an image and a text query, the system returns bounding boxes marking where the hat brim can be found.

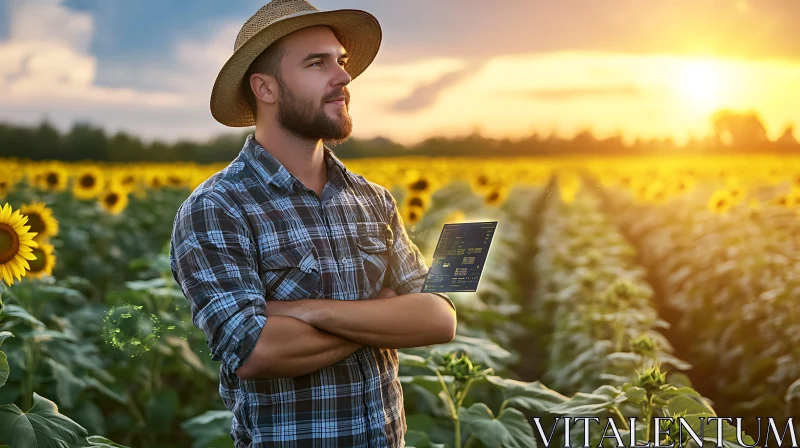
[210,9,382,128]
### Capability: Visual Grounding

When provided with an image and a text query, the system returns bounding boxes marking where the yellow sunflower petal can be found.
[19,251,37,261]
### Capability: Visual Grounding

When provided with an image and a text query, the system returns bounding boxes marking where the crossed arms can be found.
[235,287,457,380]
[170,191,457,384]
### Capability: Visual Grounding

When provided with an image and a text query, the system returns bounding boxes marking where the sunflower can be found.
[406,175,437,196]
[784,188,800,208]
[468,172,494,195]
[0,203,39,286]
[26,241,56,279]
[670,176,696,196]
[73,166,105,200]
[39,165,69,192]
[166,173,188,189]
[146,171,167,189]
[484,183,510,207]
[19,202,59,241]
[708,189,733,214]
[401,205,424,227]
[0,171,20,200]
[112,170,139,192]
[404,191,432,212]
[99,186,130,215]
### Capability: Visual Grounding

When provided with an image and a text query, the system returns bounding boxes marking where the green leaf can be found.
[0,305,45,328]
[548,386,625,416]
[655,386,703,402]
[83,377,128,405]
[125,278,166,290]
[459,403,537,448]
[69,400,106,437]
[398,352,432,369]
[0,392,89,448]
[0,332,14,347]
[605,352,641,366]
[46,358,87,409]
[0,352,7,390]
[405,430,433,448]
[79,435,131,447]
[623,387,647,405]
[406,413,436,432]
[656,352,693,370]
[400,375,454,398]
[430,335,515,371]
[786,378,800,402]
[484,376,567,413]
[181,410,234,448]
[667,394,716,417]
[28,329,79,343]
[145,387,179,431]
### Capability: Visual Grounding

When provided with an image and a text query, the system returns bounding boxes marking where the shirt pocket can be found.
[356,221,392,296]
[261,244,321,301]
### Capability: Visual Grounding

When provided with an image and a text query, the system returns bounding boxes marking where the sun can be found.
[676,60,725,111]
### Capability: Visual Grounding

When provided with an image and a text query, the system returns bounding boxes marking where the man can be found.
[169,1,458,447]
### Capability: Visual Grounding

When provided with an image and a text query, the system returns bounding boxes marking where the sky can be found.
[1,0,799,146]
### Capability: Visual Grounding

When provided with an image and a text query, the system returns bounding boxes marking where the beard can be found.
[276,79,353,146]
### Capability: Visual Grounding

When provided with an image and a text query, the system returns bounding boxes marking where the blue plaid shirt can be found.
[170,134,454,447]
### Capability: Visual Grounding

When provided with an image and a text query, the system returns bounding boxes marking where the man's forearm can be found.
[236,315,363,380]
[302,292,456,349]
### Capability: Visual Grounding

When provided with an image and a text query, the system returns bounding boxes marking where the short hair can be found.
[241,41,286,121]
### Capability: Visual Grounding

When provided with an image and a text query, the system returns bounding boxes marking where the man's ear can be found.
[251,73,278,105]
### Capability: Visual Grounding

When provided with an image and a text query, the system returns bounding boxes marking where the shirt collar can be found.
[240,134,350,194]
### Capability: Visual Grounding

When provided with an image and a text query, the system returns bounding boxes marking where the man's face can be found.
[274,26,353,145]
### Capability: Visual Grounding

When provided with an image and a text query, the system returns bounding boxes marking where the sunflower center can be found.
[46,172,60,186]
[26,213,45,234]
[80,175,96,188]
[408,197,424,208]
[0,223,20,265]
[409,179,429,191]
[105,193,120,207]
[28,248,46,272]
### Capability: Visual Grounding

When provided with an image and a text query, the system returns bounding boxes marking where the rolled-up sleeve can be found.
[169,193,266,374]
[381,187,456,311]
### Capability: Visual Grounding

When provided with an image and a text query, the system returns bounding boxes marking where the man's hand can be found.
[373,287,398,299]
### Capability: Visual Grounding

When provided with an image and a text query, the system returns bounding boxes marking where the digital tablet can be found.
[421,221,498,293]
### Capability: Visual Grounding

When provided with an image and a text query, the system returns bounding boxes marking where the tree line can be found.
[0,109,797,163]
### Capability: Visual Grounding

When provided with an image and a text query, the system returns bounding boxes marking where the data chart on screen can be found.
[421,221,498,293]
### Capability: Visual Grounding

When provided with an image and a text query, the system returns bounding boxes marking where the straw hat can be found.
[210,0,382,127]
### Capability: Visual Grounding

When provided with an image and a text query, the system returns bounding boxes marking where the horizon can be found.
[2,0,800,147]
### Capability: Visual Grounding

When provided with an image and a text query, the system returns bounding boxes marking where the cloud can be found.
[0,0,236,143]
[389,60,485,113]
[509,85,643,101]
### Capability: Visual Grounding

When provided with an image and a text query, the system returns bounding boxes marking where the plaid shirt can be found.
[170,134,455,448]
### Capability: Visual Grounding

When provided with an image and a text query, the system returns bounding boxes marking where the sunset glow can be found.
[676,60,725,112]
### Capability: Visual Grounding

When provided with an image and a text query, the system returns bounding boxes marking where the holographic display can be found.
[421,221,498,292]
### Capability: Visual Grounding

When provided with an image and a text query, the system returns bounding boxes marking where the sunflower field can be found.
[0,154,798,447]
